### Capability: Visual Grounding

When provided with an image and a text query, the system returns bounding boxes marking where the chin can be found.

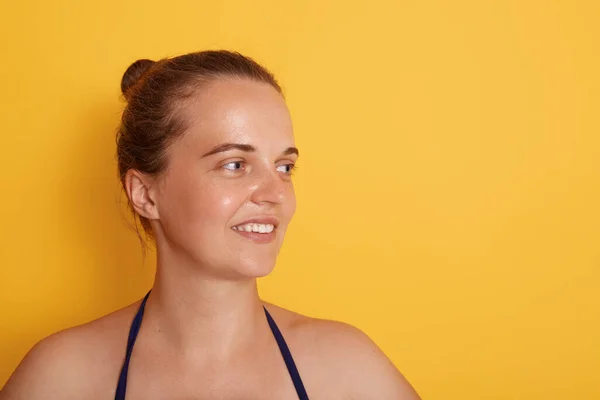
[227,239,283,279]
[235,257,277,279]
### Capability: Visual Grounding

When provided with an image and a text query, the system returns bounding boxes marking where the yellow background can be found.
[1,0,598,398]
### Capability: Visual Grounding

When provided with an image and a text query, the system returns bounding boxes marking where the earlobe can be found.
[125,170,160,220]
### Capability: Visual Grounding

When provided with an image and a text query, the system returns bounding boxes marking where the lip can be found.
[231,216,280,244]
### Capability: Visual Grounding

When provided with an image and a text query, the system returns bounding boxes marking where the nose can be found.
[249,165,289,206]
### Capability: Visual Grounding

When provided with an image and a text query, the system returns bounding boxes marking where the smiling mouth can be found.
[231,222,278,244]
[232,223,275,233]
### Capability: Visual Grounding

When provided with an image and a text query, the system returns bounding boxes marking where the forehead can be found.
[176,78,294,152]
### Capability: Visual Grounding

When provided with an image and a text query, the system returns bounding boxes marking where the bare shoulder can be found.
[0,301,140,400]
[263,303,420,400]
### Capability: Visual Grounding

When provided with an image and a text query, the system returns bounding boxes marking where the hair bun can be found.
[121,59,155,99]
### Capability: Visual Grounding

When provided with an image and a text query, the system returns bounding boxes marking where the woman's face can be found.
[151,78,297,279]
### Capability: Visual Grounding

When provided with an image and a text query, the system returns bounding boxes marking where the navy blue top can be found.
[115,291,309,400]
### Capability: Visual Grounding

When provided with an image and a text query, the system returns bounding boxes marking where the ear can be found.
[124,169,160,221]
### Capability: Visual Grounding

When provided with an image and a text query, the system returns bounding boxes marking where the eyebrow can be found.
[201,143,299,158]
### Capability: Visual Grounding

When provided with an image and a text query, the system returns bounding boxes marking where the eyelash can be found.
[221,161,296,176]
[277,163,297,175]
[222,161,245,171]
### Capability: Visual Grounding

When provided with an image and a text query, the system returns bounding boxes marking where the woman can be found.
[1,50,420,399]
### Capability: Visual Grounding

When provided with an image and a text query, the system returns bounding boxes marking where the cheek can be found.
[159,175,241,237]
[183,184,240,229]
[283,185,297,222]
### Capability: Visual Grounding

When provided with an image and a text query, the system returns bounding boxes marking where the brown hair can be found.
[116,50,282,241]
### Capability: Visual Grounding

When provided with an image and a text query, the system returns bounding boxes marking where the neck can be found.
[143,249,268,361]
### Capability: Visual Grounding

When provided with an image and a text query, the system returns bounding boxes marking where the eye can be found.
[276,163,296,175]
[222,161,246,171]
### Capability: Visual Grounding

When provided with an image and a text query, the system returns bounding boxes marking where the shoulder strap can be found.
[264,307,310,400]
[115,290,151,400]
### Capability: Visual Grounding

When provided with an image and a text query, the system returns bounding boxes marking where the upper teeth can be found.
[232,223,275,233]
